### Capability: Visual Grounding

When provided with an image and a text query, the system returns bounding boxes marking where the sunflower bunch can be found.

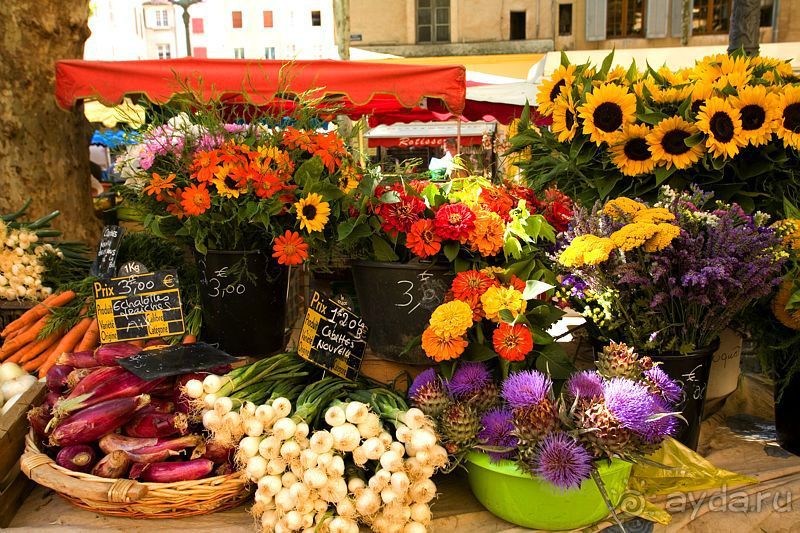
[120,104,366,265]
[515,51,800,215]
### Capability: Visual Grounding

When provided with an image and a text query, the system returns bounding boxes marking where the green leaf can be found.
[535,343,574,379]
[503,238,523,259]
[653,165,676,186]
[443,241,460,262]
[684,132,705,148]
[454,257,471,273]
[293,156,324,189]
[518,101,531,132]
[522,280,554,300]
[596,175,621,199]
[337,218,360,241]
[560,50,570,68]
[498,309,516,324]
[463,342,498,362]
[784,198,800,219]
[379,190,401,204]
[598,49,615,78]
[529,326,554,345]
[421,184,439,207]
[636,112,667,125]
[370,235,399,262]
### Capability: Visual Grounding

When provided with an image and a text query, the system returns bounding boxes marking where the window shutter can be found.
[585,0,607,42]
[670,0,691,38]
[647,0,670,38]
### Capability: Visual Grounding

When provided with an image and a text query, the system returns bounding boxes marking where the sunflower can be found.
[696,97,745,159]
[604,66,628,85]
[421,327,468,362]
[633,78,658,100]
[480,285,526,323]
[730,85,779,146]
[652,85,693,105]
[609,124,656,176]
[492,323,534,362]
[180,183,211,216]
[690,82,716,116]
[295,193,331,233]
[772,278,800,331]
[405,219,442,259]
[535,64,576,116]
[776,85,800,150]
[577,83,637,145]
[647,116,705,169]
[272,230,309,266]
[551,91,579,143]
[211,174,244,198]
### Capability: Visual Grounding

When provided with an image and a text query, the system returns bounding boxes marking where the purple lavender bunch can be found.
[478,408,519,462]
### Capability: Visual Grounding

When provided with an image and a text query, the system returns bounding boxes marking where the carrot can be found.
[38,318,93,378]
[182,334,197,345]
[5,322,32,342]
[76,319,100,352]
[7,337,41,364]
[18,332,61,364]
[23,345,57,372]
[1,291,75,337]
[0,315,50,358]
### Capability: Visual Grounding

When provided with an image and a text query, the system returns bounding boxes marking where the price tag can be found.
[118,261,148,276]
[93,270,185,344]
[90,225,126,277]
[297,291,368,381]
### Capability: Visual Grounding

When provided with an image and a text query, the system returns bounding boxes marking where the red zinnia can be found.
[492,323,534,362]
[377,189,426,235]
[451,270,495,301]
[433,203,476,241]
[539,188,574,233]
[480,187,515,221]
[405,219,442,258]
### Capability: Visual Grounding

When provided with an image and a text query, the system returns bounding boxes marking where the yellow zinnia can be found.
[428,300,473,340]
[695,97,746,159]
[603,197,645,219]
[480,285,526,322]
[295,193,331,233]
[730,85,779,147]
[647,116,705,169]
[535,64,576,116]
[776,85,800,150]
[559,235,615,267]
[608,124,656,176]
[578,83,638,145]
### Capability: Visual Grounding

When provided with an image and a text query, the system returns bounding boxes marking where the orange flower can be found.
[421,327,468,362]
[312,132,347,172]
[509,275,526,293]
[282,127,314,151]
[190,150,222,183]
[272,230,309,266]
[451,270,495,301]
[180,183,211,216]
[405,219,442,258]
[492,323,534,362]
[143,173,176,198]
[469,210,505,256]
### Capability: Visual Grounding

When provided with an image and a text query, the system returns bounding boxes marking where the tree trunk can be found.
[681,0,692,46]
[729,0,761,55]
[0,0,101,244]
[333,0,350,60]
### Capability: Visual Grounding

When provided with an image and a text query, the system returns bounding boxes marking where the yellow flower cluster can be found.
[480,285,526,322]
[559,235,615,267]
[633,207,675,224]
[427,299,474,339]
[773,219,800,252]
[773,277,800,331]
[603,197,645,219]
[610,222,680,253]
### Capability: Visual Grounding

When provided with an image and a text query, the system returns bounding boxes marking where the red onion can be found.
[94,342,140,366]
[56,445,96,472]
[46,365,73,394]
[59,372,165,416]
[201,440,234,465]
[130,458,213,482]
[123,412,188,438]
[57,350,100,368]
[49,394,150,446]
[27,405,52,437]
[67,366,126,400]
[99,433,159,453]
[91,451,131,478]
[136,398,175,415]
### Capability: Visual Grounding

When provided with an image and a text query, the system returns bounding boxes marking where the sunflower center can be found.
[565,109,575,130]
[691,100,704,115]
[740,104,766,131]
[448,213,463,225]
[709,112,735,142]
[661,129,692,155]
[224,176,238,189]
[593,103,623,133]
[785,103,800,133]
[623,138,651,161]
[302,205,317,220]
[549,79,566,102]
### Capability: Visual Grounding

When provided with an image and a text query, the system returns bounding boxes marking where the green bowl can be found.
[466,451,632,531]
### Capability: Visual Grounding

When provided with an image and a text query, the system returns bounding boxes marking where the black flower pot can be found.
[351,260,452,364]
[775,367,800,456]
[651,345,716,451]
[196,250,288,357]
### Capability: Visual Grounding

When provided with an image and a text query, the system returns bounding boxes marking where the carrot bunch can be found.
[0,291,101,378]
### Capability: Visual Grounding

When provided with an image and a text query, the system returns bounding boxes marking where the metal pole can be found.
[772,0,781,43]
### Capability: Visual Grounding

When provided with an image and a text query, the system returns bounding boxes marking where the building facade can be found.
[349,0,799,56]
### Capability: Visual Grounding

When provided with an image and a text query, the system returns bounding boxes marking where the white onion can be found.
[316,451,333,469]
[390,441,406,456]
[347,477,365,493]
[241,401,257,416]
[267,457,287,475]
[300,449,318,469]
[354,488,381,515]
[327,455,345,478]
[403,408,428,430]
[203,393,218,409]
[202,410,221,431]
[244,418,264,437]
[409,479,437,504]
[274,487,297,512]
[213,396,233,415]
[331,423,360,452]
[415,449,430,465]
[378,431,393,447]
[380,450,404,472]
[272,397,292,418]
[403,521,428,533]
[410,502,432,524]
[284,510,304,531]
[361,437,384,460]
[303,467,328,489]
[259,435,281,459]
[0,362,26,382]
[294,422,309,439]
[320,477,348,504]
[289,480,311,501]
[309,430,333,454]
[410,428,437,451]
[344,401,369,424]
[238,435,261,458]
[272,417,297,441]
[280,439,302,459]
[254,487,273,505]
[396,424,411,443]
[261,509,278,530]
[324,405,346,427]
[222,411,242,432]
[336,498,357,519]
[184,379,204,399]
[255,404,276,426]
[391,471,410,493]
[281,471,298,488]
[258,475,283,496]
[368,469,390,491]
[245,456,268,480]
[352,446,368,467]
[202,374,223,394]
[380,487,399,504]
[356,414,382,439]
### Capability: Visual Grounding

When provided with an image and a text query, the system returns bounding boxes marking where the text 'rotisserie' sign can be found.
[93,270,185,344]
[297,291,367,381]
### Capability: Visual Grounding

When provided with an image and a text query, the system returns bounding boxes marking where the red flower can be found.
[433,203,476,241]
[451,270,495,301]
[405,219,442,258]
[272,230,309,266]
[509,275,526,293]
[480,187,515,221]
[376,187,426,235]
[539,188,574,233]
[492,323,534,362]
[507,183,539,212]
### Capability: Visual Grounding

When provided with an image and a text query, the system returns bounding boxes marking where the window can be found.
[157,43,171,59]
[232,10,243,28]
[559,3,573,35]
[760,0,774,27]
[193,46,207,58]
[265,47,276,59]
[607,0,645,38]
[155,8,169,27]
[311,10,321,26]
[417,0,450,43]
[191,18,204,34]
[510,11,526,40]
[692,0,731,34]
[263,10,274,28]
[234,47,245,59]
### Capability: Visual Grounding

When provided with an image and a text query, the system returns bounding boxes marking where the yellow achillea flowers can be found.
[610,222,680,252]
[603,197,646,219]
[559,235,615,267]
[633,207,676,224]
[642,223,681,252]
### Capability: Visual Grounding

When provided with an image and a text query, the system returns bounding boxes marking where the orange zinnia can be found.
[272,230,309,266]
[469,210,505,256]
[492,323,534,362]
[451,270,495,301]
[421,327,467,362]
[190,150,222,183]
[180,183,211,216]
[143,172,177,198]
[405,219,442,258]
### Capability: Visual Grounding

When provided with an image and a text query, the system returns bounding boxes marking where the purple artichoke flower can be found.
[534,432,593,489]
[565,371,604,400]
[501,370,552,409]
[408,368,449,418]
[637,397,680,444]
[603,378,657,435]
[478,408,518,462]
[645,365,682,405]
[447,361,492,399]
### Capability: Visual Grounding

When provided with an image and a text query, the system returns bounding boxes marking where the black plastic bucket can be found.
[651,346,715,451]
[775,361,800,456]
[351,260,452,364]
[196,250,288,357]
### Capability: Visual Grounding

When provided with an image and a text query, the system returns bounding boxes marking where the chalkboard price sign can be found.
[297,291,368,381]
[91,225,126,277]
[93,270,186,344]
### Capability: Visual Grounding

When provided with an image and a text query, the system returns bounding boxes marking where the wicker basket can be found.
[0,301,34,332]
[20,432,250,519]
